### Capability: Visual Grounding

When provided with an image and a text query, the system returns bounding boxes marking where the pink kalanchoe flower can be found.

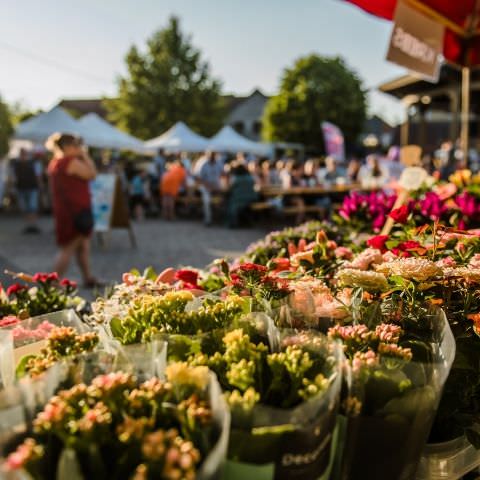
[0,316,21,328]
[334,246,353,260]
[469,254,480,269]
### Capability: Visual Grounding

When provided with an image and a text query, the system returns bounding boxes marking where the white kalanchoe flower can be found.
[336,269,388,292]
[375,257,442,282]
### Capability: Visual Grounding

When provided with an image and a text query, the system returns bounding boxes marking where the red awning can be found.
[344,0,480,66]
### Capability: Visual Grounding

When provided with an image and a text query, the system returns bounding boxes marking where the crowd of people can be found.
[0,133,475,284]
[2,140,474,231]
[118,147,405,226]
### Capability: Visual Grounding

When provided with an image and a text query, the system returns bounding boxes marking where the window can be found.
[233,122,244,134]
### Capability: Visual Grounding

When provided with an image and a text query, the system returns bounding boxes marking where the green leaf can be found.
[142,266,157,281]
[15,354,36,379]
[109,317,125,339]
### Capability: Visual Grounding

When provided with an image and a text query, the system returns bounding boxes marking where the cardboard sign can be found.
[400,145,422,167]
[91,174,116,232]
[321,122,345,162]
[386,0,444,82]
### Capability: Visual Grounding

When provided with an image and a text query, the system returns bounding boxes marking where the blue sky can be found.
[0,0,407,124]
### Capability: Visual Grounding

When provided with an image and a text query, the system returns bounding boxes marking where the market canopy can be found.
[14,106,89,143]
[144,122,209,153]
[78,113,146,152]
[344,0,480,66]
[207,126,271,156]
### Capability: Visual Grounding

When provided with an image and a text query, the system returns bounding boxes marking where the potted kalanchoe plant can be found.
[4,362,229,480]
[0,272,84,321]
[183,327,343,480]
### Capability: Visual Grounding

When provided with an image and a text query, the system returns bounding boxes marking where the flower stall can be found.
[2,174,480,479]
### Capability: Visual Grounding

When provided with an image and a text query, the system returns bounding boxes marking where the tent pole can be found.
[460,66,470,162]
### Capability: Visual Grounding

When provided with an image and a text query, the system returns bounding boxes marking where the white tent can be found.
[144,122,209,153]
[207,126,271,156]
[78,113,146,152]
[15,106,89,143]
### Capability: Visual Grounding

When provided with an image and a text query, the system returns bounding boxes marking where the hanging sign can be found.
[386,0,444,82]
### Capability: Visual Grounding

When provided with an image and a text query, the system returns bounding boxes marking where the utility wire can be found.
[0,40,113,85]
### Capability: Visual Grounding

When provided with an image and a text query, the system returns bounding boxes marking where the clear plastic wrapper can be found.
[416,435,480,479]
[335,309,456,480]
[224,330,343,480]
[0,310,88,368]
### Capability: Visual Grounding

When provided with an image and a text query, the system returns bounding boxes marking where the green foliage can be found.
[106,16,224,139]
[262,55,367,151]
[0,96,13,157]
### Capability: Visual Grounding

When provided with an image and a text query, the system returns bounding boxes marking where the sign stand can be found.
[381,145,425,236]
[91,174,136,249]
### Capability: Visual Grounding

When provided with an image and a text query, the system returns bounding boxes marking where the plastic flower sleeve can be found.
[0,330,14,388]
[336,309,456,480]
[197,372,231,480]
[0,386,27,464]
[224,332,343,480]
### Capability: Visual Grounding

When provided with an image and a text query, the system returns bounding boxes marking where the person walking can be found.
[10,148,42,233]
[46,133,99,288]
[194,151,223,226]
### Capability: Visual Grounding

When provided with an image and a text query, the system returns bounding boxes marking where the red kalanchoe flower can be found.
[175,269,199,286]
[60,278,77,290]
[237,263,268,273]
[389,205,410,224]
[32,272,59,283]
[6,283,27,296]
[367,235,389,252]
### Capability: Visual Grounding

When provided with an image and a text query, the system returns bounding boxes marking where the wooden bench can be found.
[282,205,324,215]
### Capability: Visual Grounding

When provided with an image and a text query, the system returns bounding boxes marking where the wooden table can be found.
[259,183,366,197]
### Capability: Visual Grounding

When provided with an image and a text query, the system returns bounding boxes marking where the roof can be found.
[57,98,108,118]
[58,89,270,121]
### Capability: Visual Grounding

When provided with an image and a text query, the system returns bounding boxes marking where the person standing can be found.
[194,151,223,226]
[11,148,41,233]
[46,133,99,288]
[160,157,187,220]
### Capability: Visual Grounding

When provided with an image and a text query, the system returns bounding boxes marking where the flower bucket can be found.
[415,435,480,479]
[335,309,456,480]
[2,364,230,480]
[223,332,343,480]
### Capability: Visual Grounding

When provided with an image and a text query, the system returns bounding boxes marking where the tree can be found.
[0,96,13,158]
[106,16,224,140]
[262,55,367,152]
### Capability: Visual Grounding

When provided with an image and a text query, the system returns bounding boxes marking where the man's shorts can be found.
[17,189,39,214]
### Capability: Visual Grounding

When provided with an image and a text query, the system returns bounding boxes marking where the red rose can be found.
[367,235,389,252]
[389,205,410,224]
[271,258,291,272]
[391,248,411,258]
[174,269,199,286]
[398,240,421,251]
[6,283,27,296]
[238,263,268,273]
